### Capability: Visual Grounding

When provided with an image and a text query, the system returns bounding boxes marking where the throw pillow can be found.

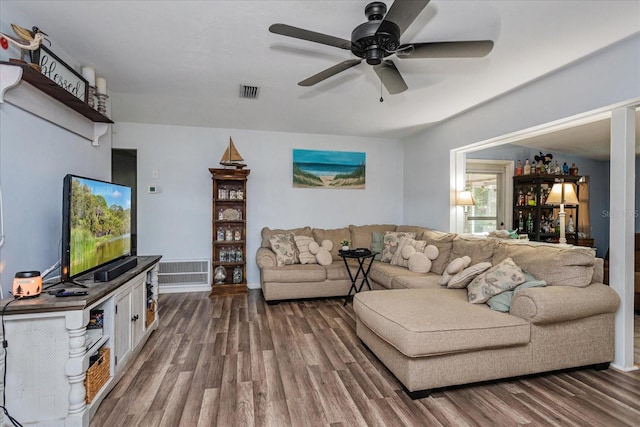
[447,262,492,289]
[380,231,416,263]
[294,235,317,265]
[438,256,472,286]
[407,252,431,273]
[487,271,547,312]
[391,237,427,267]
[308,240,333,266]
[371,231,384,261]
[268,233,299,267]
[467,257,526,304]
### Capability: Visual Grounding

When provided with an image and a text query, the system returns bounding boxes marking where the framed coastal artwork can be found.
[293,149,366,189]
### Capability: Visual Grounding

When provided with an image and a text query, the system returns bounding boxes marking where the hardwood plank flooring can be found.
[92,291,640,426]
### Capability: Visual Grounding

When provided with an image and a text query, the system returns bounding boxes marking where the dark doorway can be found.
[112,149,137,255]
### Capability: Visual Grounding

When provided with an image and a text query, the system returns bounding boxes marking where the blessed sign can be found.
[38,46,87,102]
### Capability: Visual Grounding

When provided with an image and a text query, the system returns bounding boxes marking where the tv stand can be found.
[0,255,161,427]
[93,256,138,282]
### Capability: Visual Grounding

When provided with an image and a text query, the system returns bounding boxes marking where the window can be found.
[464,160,513,235]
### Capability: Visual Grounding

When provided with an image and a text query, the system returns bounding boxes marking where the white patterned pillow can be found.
[293,235,317,265]
[269,233,299,267]
[380,232,416,263]
[447,262,492,289]
[467,257,526,304]
[391,237,427,267]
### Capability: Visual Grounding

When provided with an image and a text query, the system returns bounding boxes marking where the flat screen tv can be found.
[61,174,132,282]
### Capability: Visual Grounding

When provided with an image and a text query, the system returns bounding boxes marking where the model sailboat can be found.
[219,137,246,169]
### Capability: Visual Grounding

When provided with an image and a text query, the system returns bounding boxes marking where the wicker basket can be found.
[85,347,110,404]
[146,300,156,328]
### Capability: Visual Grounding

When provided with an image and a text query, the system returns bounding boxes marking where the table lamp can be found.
[546,180,579,244]
[456,190,475,233]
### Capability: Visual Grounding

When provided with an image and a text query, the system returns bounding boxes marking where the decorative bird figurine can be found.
[0,24,47,65]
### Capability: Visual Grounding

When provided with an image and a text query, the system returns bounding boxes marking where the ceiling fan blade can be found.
[298,59,362,87]
[373,60,408,95]
[379,0,430,37]
[397,40,494,58]
[269,23,352,50]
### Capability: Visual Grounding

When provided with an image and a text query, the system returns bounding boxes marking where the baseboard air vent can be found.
[157,259,210,293]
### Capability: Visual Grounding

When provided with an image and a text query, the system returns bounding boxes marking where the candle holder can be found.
[96,93,109,116]
[87,85,95,109]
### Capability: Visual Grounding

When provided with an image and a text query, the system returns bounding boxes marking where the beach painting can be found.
[293,149,366,189]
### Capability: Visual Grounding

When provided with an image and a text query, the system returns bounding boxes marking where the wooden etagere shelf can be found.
[210,168,250,296]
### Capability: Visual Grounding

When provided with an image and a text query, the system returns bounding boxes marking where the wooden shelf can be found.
[0,62,113,145]
[2,61,113,123]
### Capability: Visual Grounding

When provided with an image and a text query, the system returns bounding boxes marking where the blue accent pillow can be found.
[487,270,546,312]
[371,231,384,260]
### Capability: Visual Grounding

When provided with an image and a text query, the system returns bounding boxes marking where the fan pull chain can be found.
[379,79,384,103]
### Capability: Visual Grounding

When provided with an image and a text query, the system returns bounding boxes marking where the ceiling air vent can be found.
[239,84,260,99]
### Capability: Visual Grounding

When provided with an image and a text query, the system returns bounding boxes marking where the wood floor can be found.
[92,291,640,426]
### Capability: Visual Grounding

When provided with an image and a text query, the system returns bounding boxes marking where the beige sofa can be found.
[256,224,620,397]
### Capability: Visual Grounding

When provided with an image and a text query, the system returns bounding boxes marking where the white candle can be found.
[81,66,95,86]
[96,77,107,94]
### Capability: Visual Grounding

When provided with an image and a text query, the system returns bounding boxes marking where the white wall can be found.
[0,103,111,294]
[403,34,640,230]
[112,123,403,286]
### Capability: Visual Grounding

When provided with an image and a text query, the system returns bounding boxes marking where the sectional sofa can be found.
[255,224,620,397]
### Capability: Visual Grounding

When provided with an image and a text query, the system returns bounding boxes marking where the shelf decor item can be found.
[219,137,246,169]
[84,347,110,404]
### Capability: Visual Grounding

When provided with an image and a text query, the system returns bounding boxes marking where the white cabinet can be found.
[0,256,160,427]
[113,275,146,369]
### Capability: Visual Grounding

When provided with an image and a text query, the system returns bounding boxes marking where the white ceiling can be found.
[3,1,640,144]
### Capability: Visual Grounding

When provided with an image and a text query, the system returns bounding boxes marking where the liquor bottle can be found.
[523,159,531,175]
[518,189,525,206]
[535,160,542,175]
[526,213,533,233]
[553,160,560,175]
[515,160,523,176]
[567,215,575,233]
[518,211,524,231]
[569,163,578,176]
[562,162,569,175]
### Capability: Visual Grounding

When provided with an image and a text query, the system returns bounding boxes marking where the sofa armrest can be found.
[256,247,277,268]
[510,283,620,324]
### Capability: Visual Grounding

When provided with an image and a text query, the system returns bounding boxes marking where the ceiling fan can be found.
[269,0,494,95]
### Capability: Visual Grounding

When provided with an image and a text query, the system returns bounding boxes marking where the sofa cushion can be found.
[391,237,427,268]
[467,257,526,304]
[325,260,359,281]
[349,224,397,250]
[268,233,300,266]
[420,228,457,275]
[312,227,350,260]
[395,225,425,239]
[294,235,317,265]
[261,264,327,283]
[261,226,312,248]
[380,231,416,263]
[493,240,595,287]
[451,235,496,265]
[391,273,442,290]
[448,262,492,289]
[354,289,530,357]
[369,262,409,288]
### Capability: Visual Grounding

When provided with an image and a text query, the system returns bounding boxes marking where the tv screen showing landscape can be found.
[63,175,132,279]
